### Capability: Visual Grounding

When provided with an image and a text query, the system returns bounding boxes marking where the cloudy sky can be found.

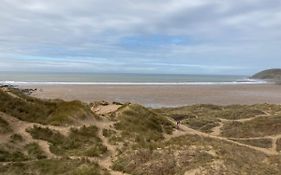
[0,0,280,75]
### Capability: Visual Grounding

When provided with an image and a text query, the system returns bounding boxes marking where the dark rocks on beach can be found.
[0,84,15,88]
[0,84,38,95]
[112,101,123,105]
[21,88,38,95]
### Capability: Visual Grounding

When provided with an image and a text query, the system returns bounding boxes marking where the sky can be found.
[0,0,280,75]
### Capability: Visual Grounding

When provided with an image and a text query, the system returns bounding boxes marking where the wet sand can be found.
[20,84,281,107]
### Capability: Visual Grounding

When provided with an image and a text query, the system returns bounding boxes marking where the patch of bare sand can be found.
[92,104,121,115]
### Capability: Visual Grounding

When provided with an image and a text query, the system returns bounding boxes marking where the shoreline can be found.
[0,79,267,86]
[19,84,281,107]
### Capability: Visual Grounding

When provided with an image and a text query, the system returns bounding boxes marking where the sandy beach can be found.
[20,84,281,107]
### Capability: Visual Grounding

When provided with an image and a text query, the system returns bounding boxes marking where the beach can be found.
[20,84,281,107]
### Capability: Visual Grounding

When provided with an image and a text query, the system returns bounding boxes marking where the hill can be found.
[2,87,281,174]
[251,68,281,80]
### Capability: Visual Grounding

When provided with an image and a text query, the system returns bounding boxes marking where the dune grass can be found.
[154,104,221,133]
[214,105,265,120]
[114,104,174,147]
[0,158,109,175]
[0,116,11,134]
[221,115,281,138]
[27,125,107,157]
[230,138,272,148]
[113,133,281,175]
[0,89,94,126]
[9,134,24,143]
[0,147,27,162]
[24,142,47,159]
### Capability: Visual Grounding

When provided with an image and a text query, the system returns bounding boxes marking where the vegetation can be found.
[2,87,281,174]
[24,142,47,159]
[251,68,281,80]
[102,128,116,138]
[114,104,174,147]
[183,117,219,133]
[0,116,11,134]
[0,89,94,126]
[230,138,272,148]
[27,125,107,157]
[113,134,281,175]
[214,105,264,120]
[0,158,109,175]
[221,115,281,138]
[9,134,24,143]
[0,147,27,162]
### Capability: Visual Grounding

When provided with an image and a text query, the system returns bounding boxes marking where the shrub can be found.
[0,89,94,126]
[114,104,174,146]
[24,142,47,159]
[9,134,24,143]
[0,116,11,134]
[27,125,107,157]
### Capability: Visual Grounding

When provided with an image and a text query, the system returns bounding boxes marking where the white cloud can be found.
[0,0,280,74]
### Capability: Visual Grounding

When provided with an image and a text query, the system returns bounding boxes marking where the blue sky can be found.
[0,0,280,75]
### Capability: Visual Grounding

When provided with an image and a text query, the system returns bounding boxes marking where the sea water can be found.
[0,72,266,85]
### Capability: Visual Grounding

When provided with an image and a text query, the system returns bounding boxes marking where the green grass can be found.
[0,158,109,175]
[46,100,92,126]
[114,104,174,147]
[27,125,107,157]
[0,116,11,134]
[0,89,94,126]
[221,115,281,138]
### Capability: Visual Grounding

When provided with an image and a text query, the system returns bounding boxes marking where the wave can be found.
[0,79,268,86]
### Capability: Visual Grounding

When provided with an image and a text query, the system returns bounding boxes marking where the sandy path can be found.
[211,111,281,153]
[167,118,279,156]
[95,119,129,175]
[210,122,223,136]
[0,112,73,158]
[0,113,57,158]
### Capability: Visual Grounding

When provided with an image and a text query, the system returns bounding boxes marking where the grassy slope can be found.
[251,68,281,79]
[155,104,265,133]
[113,104,174,147]
[27,125,107,157]
[221,115,281,138]
[2,88,281,174]
[0,159,109,175]
[0,116,11,134]
[0,89,109,174]
[113,134,281,175]
[230,138,272,148]
[0,88,94,126]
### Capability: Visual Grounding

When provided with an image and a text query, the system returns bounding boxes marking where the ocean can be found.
[0,72,266,85]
